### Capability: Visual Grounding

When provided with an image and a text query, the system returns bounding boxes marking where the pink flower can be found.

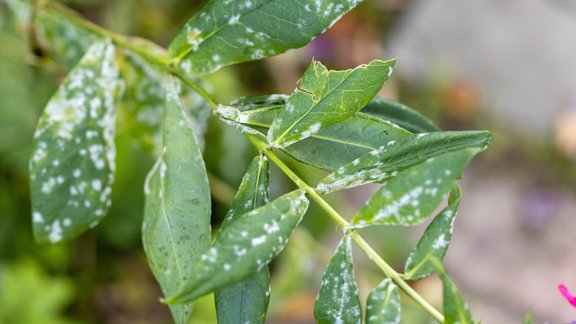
[558,284,576,307]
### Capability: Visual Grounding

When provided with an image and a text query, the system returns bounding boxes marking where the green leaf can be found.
[317,131,492,194]
[352,150,476,227]
[215,156,271,324]
[361,97,440,133]
[30,39,123,243]
[403,185,461,280]
[268,59,395,148]
[432,259,475,324]
[165,189,309,304]
[523,309,533,324]
[118,49,211,151]
[142,77,211,324]
[169,0,364,74]
[365,279,401,324]
[314,235,362,324]
[35,9,98,68]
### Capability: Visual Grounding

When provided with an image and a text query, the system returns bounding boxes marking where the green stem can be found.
[250,137,445,323]
[43,1,220,109]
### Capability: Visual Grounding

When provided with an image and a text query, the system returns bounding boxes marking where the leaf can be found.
[165,189,309,304]
[118,49,210,151]
[268,59,395,148]
[365,279,401,324]
[352,150,476,227]
[317,131,492,194]
[232,95,414,170]
[314,235,362,324]
[215,156,271,324]
[142,77,211,323]
[35,9,98,67]
[431,259,475,324]
[361,97,440,133]
[403,184,461,280]
[169,0,364,74]
[30,39,123,243]
[523,309,533,324]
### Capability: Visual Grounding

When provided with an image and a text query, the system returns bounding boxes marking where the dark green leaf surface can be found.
[317,131,492,194]
[403,185,461,280]
[268,59,395,148]
[365,279,401,324]
[30,40,123,243]
[352,150,477,227]
[169,0,364,74]
[361,97,441,133]
[142,78,211,323]
[166,189,309,304]
[314,235,362,324]
[215,156,271,324]
[432,259,475,324]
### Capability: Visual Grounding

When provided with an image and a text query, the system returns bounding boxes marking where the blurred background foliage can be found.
[1,0,576,323]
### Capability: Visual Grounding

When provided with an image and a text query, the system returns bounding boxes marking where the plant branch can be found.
[42,1,220,109]
[248,136,445,323]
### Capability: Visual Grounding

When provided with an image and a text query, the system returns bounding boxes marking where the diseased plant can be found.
[9,0,492,322]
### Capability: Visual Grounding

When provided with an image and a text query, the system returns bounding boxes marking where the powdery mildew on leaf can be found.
[404,185,461,280]
[365,279,401,324]
[317,131,492,194]
[232,94,413,170]
[142,77,211,323]
[30,39,123,243]
[352,150,478,227]
[268,59,395,148]
[166,189,309,304]
[215,156,271,324]
[314,235,362,324]
[119,50,210,152]
[169,0,364,74]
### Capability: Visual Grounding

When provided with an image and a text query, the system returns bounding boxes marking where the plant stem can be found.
[252,138,445,323]
[43,1,220,109]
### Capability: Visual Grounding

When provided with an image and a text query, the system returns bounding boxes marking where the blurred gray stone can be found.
[388,0,576,136]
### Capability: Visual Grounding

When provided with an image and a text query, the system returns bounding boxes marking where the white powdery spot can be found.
[73,169,81,178]
[48,220,63,243]
[432,234,448,249]
[63,218,72,226]
[228,15,240,24]
[251,235,266,246]
[33,212,44,223]
[91,179,102,191]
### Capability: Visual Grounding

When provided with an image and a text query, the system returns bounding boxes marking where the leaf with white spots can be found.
[317,131,492,194]
[430,258,476,324]
[215,156,271,324]
[165,189,309,304]
[365,279,401,324]
[268,59,396,148]
[118,49,210,152]
[169,0,365,74]
[30,39,123,243]
[35,9,98,68]
[314,235,362,324]
[142,77,211,324]
[232,95,412,170]
[404,185,461,280]
[352,150,477,227]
